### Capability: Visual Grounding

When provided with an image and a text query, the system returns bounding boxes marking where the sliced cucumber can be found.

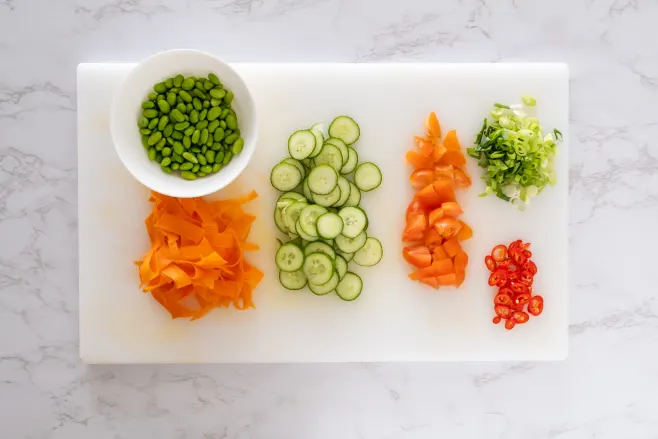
[335,231,367,253]
[329,116,360,145]
[297,221,319,242]
[279,192,306,203]
[335,255,348,280]
[283,201,307,235]
[308,271,339,296]
[312,185,341,207]
[302,177,313,201]
[316,212,343,239]
[336,272,363,301]
[338,206,367,238]
[276,242,304,272]
[354,162,382,192]
[298,204,328,237]
[333,176,351,207]
[321,238,334,246]
[344,182,361,207]
[274,202,291,233]
[288,129,316,160]
[276,238,283,251]
[353,237,383,267]
[340,147,359,175]
[313,144,343,173]
[309,125,325,158]
[303,252,334,285]
[304,241,336,260]
[279,269,307,290]
[302,158,314,169]
[324,137,349,165]
[337,249,354,262]
[307,164,338,195]
[282,158,306,180]
[271,163,302,192]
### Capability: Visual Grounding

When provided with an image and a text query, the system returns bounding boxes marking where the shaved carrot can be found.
[136,191,263,320]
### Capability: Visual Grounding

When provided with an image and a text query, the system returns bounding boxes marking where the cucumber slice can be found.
[307,164,338,195]
[324,137,349,165]
[297,220,319,242]
[279,269,307,290]
[302,158,314,169]
[321,238,334,246]
[313,144,343,173]
[335,231,367,253]
[279,192,306,203]
[337,249,354,262]
[344,182,361,207]
[283,201,307,235]
[316,212,343,239]
[274,201,291,233]
[304,241,336,260]
[288,130,316,160]
[271,163,302,192]
[282,158,306,180]
[302,177,313,201]
[329,116,360,145]
[338,206,367,238]
[335,255,348,280]
[303,252,334,285]
[276,238,283,251]
[333,176,351,207]
[309,125,324,158]
[276,242,304,272]
[308,271,339,296]
[312,185,341,207]
[354,162,382,192]
[299,204,328,237]
[353,237,383,267]
[340,147,359,175]
[336,272,363,301]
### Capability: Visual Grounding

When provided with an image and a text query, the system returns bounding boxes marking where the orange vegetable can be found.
[402,112,473,290]
[136,191,263,320]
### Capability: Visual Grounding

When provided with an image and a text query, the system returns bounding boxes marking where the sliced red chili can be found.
[485,255,497,272]
[510,282,529,295]
[498,259,517,271]
[528,295,544,316]
[489,268,508,287]
[512,311,529,324]
[492,316,502,324]
[508,271,520,283]
[514,293,531,307]
[510,248,527,265]
[523,260,537,275]
[505,319,516,330]
[494,293,513,306]
[508,240,522,250]
[491,245,508,262]
[520,270,534,286]
[494,304,513,319]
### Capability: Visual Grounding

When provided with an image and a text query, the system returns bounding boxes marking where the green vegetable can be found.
[181,171,197,180]
[467,95,561,209]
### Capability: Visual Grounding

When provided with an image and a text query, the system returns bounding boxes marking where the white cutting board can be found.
[78,63,568,363]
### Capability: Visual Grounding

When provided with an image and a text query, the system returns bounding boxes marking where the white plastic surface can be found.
[78,63,568,363]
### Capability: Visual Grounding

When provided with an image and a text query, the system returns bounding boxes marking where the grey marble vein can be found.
[1,0,658,437]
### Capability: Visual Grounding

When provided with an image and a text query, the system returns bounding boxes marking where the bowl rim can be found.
[109,49,258,198]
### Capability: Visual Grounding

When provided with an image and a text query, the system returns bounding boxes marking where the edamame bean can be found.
[176,104,187,115]
[163,124,174,138]
[181,171,197,180]
[142,101,155,109]
[174,122,189,131]
[197,172,207,177]
[195,80,205,91]
[179,90,193,103]
[184,126,195,137]
[205,150,215,163]
[167,93,177,106]
[193,98,202,111]
[222,151,232,165]
[225,129,232,136]
[147,131,162,146]
[140,128,151,135]
[192,164,200,173]
[148,92,158,101]
[209,88,226,99]
[220,108,229,119]
[232,137,244,155]
[212,163,222,173]
[211,143,223,151]
[208,73,220,85]
[190,109,199,124]
[148,147,156,161]
[158,115,169,131]
[155,152,163,163]
[224,133,238,145]
[224,91,234,104]
[219,120,227,129]
[208,120,219,133]
[173,142,184,155]
[199,128,209,145]
[207,107,221,121]
[190,147,201,153]
[154,82,167,93]
[193,89,207,100]
[161,166,172,174]
[157,100,170,113]
[226,114,237,130]
[165,78,174,89]
[182,152,198,163]
[148,117,159,130]
[183,136,191,148]
[201,165,213,174]
[166,137,174,146]
[202,145,207,154]
[138,116,149,128]
[186,103,193,113]
[182,78,195,90]
[206,138,213,148]
[196,154,206,165]
[199,109,207,121]
[210,98,221,107]
[157,94,166,101]
[172,131,183,140]
[143,109,158,118]
[203,100,210,109]
[176,96,183,105]
[215,150,225,162]
[162,147,172,157]
[171,163,180,170]
[196,120,208,130]
[141,135,150,147]
[191,129,200,144]
[174,74,184,88]
[155,138,166,151]
[204,80,214,91]
[213,127,225,142]
[161,157,172,167]
[180,162,193,171]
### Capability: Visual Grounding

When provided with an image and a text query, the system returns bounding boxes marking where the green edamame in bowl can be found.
[110,49,258,198]
[138,72,245,180]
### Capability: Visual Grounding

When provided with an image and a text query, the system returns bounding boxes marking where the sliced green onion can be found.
[522,94,536,106]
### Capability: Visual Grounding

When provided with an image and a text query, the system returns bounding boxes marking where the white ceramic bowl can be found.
[110,49,257,198]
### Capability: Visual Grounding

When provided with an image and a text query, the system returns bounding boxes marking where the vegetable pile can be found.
[402,112,473,289]
[136,190,263,320]
[271,116,383,301]
[466,95,562,209]
[486,240,544,330]
[137,73,243,180]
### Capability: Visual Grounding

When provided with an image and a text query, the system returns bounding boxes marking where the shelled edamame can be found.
[137,72,244,180]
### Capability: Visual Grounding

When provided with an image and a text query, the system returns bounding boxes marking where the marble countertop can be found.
[1,0,657,437]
